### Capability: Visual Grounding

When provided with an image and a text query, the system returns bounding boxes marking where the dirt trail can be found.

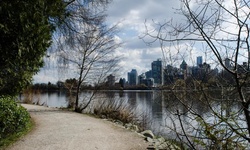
[7,104,148,150]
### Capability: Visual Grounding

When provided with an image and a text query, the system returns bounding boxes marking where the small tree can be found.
[143,0,250,148]
[58,1,121,112]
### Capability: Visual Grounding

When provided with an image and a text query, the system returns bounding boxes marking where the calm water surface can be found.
[21,90,245,139]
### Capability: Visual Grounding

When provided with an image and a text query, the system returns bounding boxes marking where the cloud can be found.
[107,0,180,22]
[35,0,238,83]
[34,0,191,83]
[33,68,59,84]
[104,0,184,79]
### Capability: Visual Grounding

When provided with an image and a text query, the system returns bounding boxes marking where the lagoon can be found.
[20,89,245,140]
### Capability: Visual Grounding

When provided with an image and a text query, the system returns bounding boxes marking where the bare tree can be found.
[56,0,121,112]
[143,0,250,149]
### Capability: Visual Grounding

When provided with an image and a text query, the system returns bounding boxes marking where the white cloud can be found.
[34,0,190,83]
[35,0,243,83]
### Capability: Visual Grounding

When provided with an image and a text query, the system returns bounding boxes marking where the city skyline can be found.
[33,0,237,84]
[125,56,207,85]
[32,0,207,84]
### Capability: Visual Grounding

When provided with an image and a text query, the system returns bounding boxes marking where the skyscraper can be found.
[107,74,115,86]
[145,70,152,79]
[225,58,231,69]
[197,56,203,67]
[180,60,187,70]
[128,69,138,85]
[151,59,163,85]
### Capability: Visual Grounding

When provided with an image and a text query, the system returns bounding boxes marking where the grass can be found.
[92,98,138,124]
[22,87,41,105]
[0,117,34,150]
[89,97,158,133]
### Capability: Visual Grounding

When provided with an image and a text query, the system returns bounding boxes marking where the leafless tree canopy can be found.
[53,0,121,112]
[143,0,250,149]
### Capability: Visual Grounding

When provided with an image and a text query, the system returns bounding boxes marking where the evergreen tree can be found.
[0,0,66,96]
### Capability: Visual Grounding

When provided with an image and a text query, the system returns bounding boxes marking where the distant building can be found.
[202,62,211,73]
[151,59,163,85]
[225,58,232,69]
[119,78,126,88]
[197,56,203,67]
[192,66,200,79]
[141,78,154,87]
[107,74,115,86]
[164,65,182,85]
[191,62,211,81]
[180,60,187,70]
[211,68,219,76]
[128,69,138,85]
[238,62,249,74]
[164,66,174,85]
[145,70,152,79]
[184,66,192,80]
[138,73,146,85]
[138,73,154,87]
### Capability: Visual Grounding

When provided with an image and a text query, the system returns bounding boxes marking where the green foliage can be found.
[0,96,31,141]
[0,0,66,96]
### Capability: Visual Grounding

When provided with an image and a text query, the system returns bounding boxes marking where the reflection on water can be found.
[21,90,244,139]
[22,91,68,108]
[22,90,165,133]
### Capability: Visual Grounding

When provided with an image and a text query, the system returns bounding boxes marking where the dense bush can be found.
[0,97,30,139]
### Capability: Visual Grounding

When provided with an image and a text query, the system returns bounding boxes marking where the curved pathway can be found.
[8,104,148,150]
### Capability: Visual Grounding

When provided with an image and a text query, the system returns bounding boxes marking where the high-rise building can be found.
[197,56,203,67]
[180,60,191,80]
[180,60,187,70]
[119,78,126,88]
[145,70,152,79]
[128,69,138,85]
[151,59,163,85]
[138,73,146,85]
[107,74,115,86]
[225,58,231,69]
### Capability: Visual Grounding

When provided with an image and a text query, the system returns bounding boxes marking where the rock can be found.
[156,136,165,143]
[141,130,155,139]
[154,141,161,146]
[130,125,139,132]
[124,123,139,132]
[144,133,181,150]
[146,137,154,143]
[147,144,155,150]
[157,142,169,150]
[156,141,181,150]
[115,120,123,125]
[125,123,132,128]
[137,133,145,138]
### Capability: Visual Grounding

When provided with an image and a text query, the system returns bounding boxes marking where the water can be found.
[20,90,249,147]
[27,91,68,107]
[21,90,168,133]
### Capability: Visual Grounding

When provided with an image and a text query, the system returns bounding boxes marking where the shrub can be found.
[93,98,137,124]
[22,86,34,104]
[0,96,31,140]
[22,86,41,104]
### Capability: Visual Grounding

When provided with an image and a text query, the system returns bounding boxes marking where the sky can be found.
[33,0,242,84]
[33,0,183,83]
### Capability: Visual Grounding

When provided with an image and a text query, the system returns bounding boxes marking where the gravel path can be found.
[8,104,148,150]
